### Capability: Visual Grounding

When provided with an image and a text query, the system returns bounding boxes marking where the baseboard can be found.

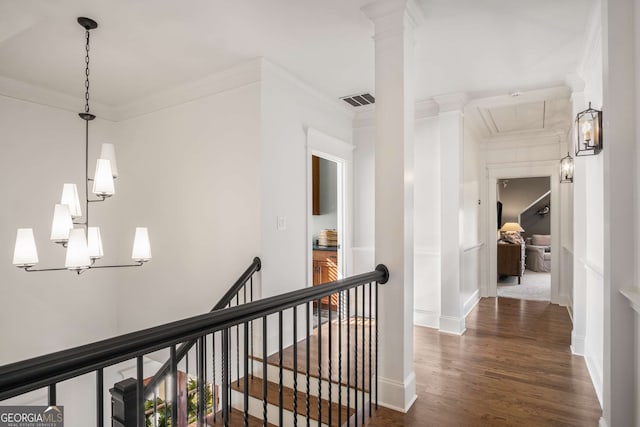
[571,333,585,355]
[585,350,604,408]
[377,372,417,413]
[439,315,466,335]
[414,309,439,329]
[463,290,480,317]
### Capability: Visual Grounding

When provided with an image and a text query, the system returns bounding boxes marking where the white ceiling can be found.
[0,0,593,108]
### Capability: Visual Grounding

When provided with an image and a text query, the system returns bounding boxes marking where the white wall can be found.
[260,61,353,352]
[570,2,604,407]
[0,95,120,364]
[462,121,482,315]
[114,79,262,332]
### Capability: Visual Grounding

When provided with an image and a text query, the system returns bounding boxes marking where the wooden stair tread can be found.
[231,376,355,426]
[204,409,277,426]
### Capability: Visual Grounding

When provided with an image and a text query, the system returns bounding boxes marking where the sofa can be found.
[525,234,551,272]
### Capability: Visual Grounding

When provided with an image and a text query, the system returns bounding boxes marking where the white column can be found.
[435,94,467,335]
[568,81,587,355]
[362,0,421,412]
[602,0,637,425]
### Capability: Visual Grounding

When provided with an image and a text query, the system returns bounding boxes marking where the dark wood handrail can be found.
[0,264,388,401]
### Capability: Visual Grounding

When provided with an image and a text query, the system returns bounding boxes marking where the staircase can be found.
[0,258,389,427]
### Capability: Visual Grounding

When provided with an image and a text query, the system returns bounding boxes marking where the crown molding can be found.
[115,59,263,121]
[0,75,118,121]
[260,59,355,120]
[433,92,468,113]
[565,72,586,93]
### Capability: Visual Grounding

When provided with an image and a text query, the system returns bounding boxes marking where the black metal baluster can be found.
[244,321,249,427]
[317,300,322,425]
[213,332,217,423]
[355,287,358,426]
[137,356,144,427]
[279,311,284,427]
[293,305,298,427]
[375,282,379,409]
[96,369,103,427]
[361,286,366,425]
[368,282,373,417]
[338,292,343,427]
[222,329,230,427]
[170,345,178,427]
[262,316,268,427]
[237,294,240,387]
[250,277,254,379]
[163,378,168,427]
[185,347,190,422]
[328,297,333,427]
[48,384,56,406]
[198,337,206,427]
[306,302,311,427]
[204,336,208,423]
[346,290,350,421]
[153,389,157,427]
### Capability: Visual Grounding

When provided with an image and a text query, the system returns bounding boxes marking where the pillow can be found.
[531,234,551,246]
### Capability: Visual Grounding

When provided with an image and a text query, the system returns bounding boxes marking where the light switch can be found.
[277,216,286,231]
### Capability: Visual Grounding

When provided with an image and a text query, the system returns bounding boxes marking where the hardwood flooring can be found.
[367,297,602,426]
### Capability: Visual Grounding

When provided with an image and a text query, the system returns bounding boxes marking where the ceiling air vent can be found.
[340,93,375,107]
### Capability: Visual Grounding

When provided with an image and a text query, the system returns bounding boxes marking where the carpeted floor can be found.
[497,270,551,301]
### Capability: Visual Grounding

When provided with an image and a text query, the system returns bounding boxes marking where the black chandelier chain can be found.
[84,29,91,114]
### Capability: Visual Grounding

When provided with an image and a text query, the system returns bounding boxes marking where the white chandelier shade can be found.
[100,143,118,178]
[13,229,39,268]
[87,227,104,260]
[50,204,74,243]
[93,159,115,197]
[132,227,152,262]
[61,183,82,218]
[65,228,91,270]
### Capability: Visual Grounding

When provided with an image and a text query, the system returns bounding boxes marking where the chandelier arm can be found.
[88,262,145,269]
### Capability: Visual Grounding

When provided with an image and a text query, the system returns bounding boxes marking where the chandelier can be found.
[12,17,151,273]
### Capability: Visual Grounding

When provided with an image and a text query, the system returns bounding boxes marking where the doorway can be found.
[306,128,353,324]
[496,176,552,301]
[485,161,561,304]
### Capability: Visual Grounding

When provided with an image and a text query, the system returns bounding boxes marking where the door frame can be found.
[306,127,354,288]
[484,160,561,303]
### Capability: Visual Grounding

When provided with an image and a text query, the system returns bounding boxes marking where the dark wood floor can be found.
[367,297,602,426]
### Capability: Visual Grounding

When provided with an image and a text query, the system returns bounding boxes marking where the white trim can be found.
[377,372,417,413]
[463,290,480,317]
[571,333,585,355]
[438,316,466,335]
[414,309,439,329]
[415,247,440,256]
[598,418,608,427]
[306,128,354,286]
[620,288,640,313]
[585,350,604,408]
[463,242,484,253]
[579,257,604,278]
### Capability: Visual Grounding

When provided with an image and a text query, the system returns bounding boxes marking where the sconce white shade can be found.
[65,228,91,270]
[50,204,74,243]
[13,228,39,267]
[500,222,524,233]
[87,227,103,259]
[100,143,118,178]
[60,183,82,218]
[132,227,152,262]
[93,159,115,197]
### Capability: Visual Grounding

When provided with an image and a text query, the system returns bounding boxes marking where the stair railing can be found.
[0,262,389,427]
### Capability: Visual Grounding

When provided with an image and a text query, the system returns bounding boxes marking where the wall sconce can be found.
[560,152,574,183]
[575,102,602,156]
[536,205,550,216]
